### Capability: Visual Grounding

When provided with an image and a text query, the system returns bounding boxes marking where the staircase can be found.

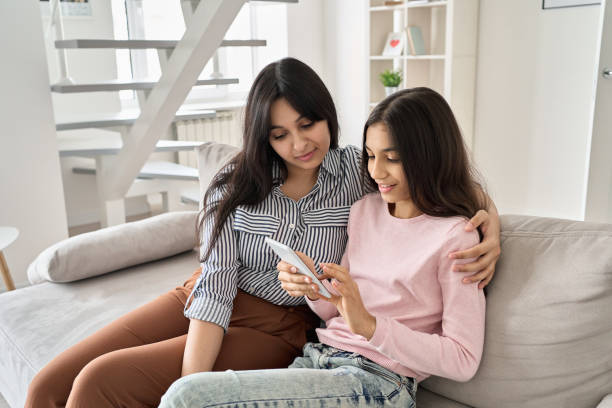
[48,0,297,227]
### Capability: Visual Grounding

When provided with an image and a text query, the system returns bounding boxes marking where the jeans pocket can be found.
[358,358,403,400]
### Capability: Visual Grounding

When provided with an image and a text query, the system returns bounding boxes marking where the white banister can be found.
[48,0,74,85]
[181,0,223,78]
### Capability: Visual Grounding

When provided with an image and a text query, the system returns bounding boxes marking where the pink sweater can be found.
[307,193,486,383]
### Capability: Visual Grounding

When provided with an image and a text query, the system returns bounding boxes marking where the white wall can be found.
[43,0,150,227]
[287,0,369,148]
[322,0,369,148]
[0,0,68,287]
[473,1,601,220]
[287,0,326,78]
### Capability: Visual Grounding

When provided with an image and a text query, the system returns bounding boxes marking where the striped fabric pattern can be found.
[185,145,365,330]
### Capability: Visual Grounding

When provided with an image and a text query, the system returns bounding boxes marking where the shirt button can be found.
[289,223,295,229]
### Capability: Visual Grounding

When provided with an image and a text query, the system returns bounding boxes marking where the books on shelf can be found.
[382,32,406,56]
[406,26,426,55]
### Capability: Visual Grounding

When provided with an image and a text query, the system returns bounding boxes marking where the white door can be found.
[584,0,612,222]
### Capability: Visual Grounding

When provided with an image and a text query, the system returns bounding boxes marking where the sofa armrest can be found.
[27,211,198,284]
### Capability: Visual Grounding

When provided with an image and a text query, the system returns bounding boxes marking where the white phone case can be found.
[265,237,332,298]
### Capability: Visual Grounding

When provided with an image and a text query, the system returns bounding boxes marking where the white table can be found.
[0,227,19,291]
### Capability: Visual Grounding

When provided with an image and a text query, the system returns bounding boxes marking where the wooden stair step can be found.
[58,134,204,157]
[180,188,201,205]
[51,78,238,93]
[56,109,215,131]
[55,39,266,50]
[73,161,199,181]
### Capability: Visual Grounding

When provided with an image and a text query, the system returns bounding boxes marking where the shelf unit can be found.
[367,0,479,146]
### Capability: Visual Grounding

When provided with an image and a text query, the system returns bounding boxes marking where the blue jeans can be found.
[159,343,416,407]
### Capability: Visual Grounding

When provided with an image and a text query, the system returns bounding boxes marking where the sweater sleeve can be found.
[368,223,486,382]
[305,197,359,321]
[304,251,345,321]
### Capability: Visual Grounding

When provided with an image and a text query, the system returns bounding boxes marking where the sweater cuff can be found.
[184,295,232,332]
[368,315,390,349]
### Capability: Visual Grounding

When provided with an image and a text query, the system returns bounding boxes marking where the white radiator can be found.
[175,110,242,168]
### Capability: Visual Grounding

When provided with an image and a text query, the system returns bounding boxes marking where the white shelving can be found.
[369,55,445,60]
[370,0,448,12]
[367,0,479,146]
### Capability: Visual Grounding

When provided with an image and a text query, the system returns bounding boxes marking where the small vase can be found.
[384,86,399,96]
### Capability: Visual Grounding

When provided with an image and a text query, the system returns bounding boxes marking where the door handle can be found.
[604,68,612,79]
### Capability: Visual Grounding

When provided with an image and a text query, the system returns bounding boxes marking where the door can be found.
[584,0,612,222]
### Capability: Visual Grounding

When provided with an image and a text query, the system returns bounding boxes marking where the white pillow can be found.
[27,211,198,284]
[196,141,240,202]
[598,395,612,408]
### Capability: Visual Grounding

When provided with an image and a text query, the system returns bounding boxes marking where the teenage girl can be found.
[158,86,488,407]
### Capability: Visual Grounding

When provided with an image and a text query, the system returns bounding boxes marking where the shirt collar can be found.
[319,147,340,178]
[271,161,283,186]
[271,148,341,186]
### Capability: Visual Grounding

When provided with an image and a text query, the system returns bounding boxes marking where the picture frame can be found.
[382,32,406,57]
[542,0,601,9]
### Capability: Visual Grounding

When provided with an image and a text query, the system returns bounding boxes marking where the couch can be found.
[1,142,611,408]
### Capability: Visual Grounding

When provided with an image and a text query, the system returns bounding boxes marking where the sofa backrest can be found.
[422,214,612,408]
[196,142,240,203]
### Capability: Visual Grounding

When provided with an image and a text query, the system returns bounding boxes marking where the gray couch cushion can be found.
[0,250,199,408]
[422,215,612,408]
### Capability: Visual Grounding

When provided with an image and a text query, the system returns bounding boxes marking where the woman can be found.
[160,86,487,407]
[26,59,499,408]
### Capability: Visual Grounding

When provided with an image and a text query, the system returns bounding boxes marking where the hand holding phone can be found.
[265,238,332,298]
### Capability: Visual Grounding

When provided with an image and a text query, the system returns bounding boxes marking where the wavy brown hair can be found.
[361,87,486,220]
[198,58,339,262]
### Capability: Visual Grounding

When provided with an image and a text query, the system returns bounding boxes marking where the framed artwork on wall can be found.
[542,0,601,9]
[382,32,406,56]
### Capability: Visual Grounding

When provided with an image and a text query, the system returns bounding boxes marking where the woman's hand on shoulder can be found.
[449,209,501,289]
[277,251,322,300]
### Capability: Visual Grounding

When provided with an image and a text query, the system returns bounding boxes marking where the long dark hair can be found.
[198,57,339,262]
[361,87,486,220]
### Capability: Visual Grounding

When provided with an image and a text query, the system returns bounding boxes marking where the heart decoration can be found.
[390,39,400,48]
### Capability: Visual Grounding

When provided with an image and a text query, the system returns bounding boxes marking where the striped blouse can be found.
[185,145,365,330]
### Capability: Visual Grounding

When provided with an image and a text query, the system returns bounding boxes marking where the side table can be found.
[0,227,19,291]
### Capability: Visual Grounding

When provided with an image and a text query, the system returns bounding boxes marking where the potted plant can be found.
[379,69,402,96]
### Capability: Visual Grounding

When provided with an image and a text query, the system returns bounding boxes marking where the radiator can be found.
[175,110,242,168]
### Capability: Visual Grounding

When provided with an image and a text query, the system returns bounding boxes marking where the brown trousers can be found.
[25,268,320,408]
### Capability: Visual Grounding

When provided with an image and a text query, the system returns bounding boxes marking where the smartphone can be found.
[265,237,332,298]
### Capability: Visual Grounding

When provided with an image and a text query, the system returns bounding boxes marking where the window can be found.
[111,0,288,108]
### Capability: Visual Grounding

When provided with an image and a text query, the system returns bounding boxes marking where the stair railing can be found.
[47,0,74,85]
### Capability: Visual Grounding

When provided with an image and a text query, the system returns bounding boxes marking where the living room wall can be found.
[325,1,603,221]
[472,1,601,220]
[0,1,69,288]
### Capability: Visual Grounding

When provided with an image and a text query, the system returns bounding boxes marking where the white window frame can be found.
[113,0,280,110]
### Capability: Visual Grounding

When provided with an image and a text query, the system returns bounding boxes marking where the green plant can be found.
[379,69,402,87]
